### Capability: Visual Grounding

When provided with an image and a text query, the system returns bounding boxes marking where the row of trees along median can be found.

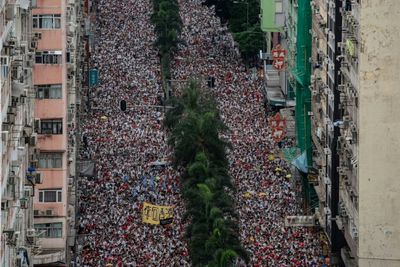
[151,0,182,96]
[165,80,249,266]
[202,0,264,67]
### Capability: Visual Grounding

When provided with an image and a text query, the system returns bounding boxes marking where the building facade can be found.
[311,0,400,266]
[285,0,298,97]
[310,0,345,264]
[260,0,290,108]
[1,0,37,266]
[31,0,81,265]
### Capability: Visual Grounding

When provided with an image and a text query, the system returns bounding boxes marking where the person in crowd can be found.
[76,0,324,266]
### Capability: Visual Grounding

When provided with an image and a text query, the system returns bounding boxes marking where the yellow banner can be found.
[142,202,174,225]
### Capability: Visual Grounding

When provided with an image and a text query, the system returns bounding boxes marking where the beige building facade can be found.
[1,0,37,266]
[311,0,400,266]
[356,0,400,266]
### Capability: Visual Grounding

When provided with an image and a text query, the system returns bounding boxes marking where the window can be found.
[39,189,62,203]
[33,14,61,29]
[34,222,62,238]
[38,152,63,168]
[35,51,62,64]
[39,119,63,134]
[35,84,62,99]
[275,1,283,13]
[1,56,9,79]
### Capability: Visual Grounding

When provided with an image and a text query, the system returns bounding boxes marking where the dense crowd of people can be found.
[76,0,327,266]
[76,0,189,266]
[172,0,326,266]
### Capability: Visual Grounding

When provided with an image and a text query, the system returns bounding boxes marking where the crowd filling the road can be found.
[76,0,327,266]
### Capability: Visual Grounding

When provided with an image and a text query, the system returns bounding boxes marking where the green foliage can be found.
[165,81,248,266]
[232,23,265,58]
[203,0,264,66]
[151,0,182,81]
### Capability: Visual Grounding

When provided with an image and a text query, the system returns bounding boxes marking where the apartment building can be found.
[31,0,81,265]
[285,0,298,97]
[260,0,288,108]
[310,0,344,262]
[1,0,37,266]
[311,0,400,266]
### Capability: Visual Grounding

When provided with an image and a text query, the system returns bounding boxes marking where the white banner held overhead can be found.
[285,215,316,227]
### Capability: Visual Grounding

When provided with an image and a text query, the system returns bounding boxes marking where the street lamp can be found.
[233,0,249,30]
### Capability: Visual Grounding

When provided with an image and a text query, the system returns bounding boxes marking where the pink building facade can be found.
[32,0,81,265]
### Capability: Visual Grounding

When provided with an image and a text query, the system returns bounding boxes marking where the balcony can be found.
[341,247,357,267]
[33,249,65,265]
[312,11,327,40]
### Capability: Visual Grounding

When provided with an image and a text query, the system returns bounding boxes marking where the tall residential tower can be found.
[31,0,81,265]
[1,0,36,266]
[311,0,400,265]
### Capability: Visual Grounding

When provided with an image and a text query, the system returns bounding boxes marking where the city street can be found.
[76,0,323,266]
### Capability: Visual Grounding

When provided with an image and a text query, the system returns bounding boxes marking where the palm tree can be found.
[164,78,249,266]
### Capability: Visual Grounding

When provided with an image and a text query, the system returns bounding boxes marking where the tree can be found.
[165,80,248,266]
[232,23,265,65]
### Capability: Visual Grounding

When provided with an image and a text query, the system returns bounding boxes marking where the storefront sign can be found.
[271,44,286,71]
[269,113,286,142]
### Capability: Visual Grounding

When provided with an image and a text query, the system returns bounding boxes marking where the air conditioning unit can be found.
[324,147,331,155]
[2,131,9,144]
[2,201,10,211]
[7,113,16,125]
[343,115,350,122]
[26,229,36,244]
[34,32,42,40]
[29,160,38,169]
[34,119,41,133]
[324,176,331,185]
[29,41,37,51]
[311,89,318,96]
[352,227,359,238]
[34,173,43,184]
[24,187,33,197]
[7,105,16,114]
[338,167,348,176]
[20,198,28,209]
[30,153,37,162]
[24,60,33,68]
[33,148,40,155]
[350,123,357,132]
[30,135,37,146]
[323,206,331,215]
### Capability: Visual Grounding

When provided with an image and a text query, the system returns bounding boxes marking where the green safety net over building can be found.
[291,0,318,209]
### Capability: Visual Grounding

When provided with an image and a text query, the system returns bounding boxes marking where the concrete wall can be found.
[358,0,400,265]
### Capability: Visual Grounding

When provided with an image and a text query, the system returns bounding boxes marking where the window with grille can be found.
[35,84,62,99]
[1,56,9,79]
[35,51,62,64]
[40,119,63,134]
[38,189,62,203]
[38,152,63,168]
[33,14,61,29]
[34,222,62,238]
